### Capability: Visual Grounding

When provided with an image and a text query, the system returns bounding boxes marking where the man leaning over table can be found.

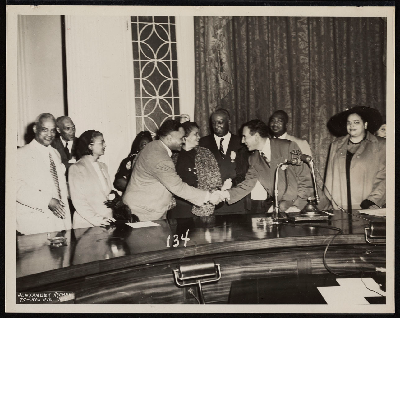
[122,119,222,222]
[214,119,316,212]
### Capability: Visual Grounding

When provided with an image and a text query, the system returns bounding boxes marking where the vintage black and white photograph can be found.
[6,5,395,312]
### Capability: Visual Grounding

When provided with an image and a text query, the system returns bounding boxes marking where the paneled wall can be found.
[17,15,65,147]
[64,16,136,181]
[17,15,195,181]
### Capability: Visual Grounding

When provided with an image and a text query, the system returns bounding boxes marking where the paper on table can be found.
[358,208,386,216]
[266,205,301,213]
[125,221,160,228]
[317,278,385,305]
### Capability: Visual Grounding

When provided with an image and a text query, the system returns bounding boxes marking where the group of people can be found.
[16,105,386,235]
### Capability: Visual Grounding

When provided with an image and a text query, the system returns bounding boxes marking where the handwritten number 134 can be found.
[167,229,190,248]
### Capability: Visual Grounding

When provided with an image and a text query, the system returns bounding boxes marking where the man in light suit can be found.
[199,108,247,214]
[17,113,72,235]
[51,116,78,173]
[122,119,221,222]
[269,110,312,156]
[216,119,314,211]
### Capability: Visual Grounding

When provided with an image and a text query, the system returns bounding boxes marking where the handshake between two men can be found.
[208,178,232,206]
[209,189,230,206]
[207,178,301,213]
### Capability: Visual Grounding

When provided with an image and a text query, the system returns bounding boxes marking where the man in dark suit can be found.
[217,119,314,212]
[51,116,78,173]
[199,108,246,214]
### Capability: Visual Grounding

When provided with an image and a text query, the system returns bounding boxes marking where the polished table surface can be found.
[16,210,386,298]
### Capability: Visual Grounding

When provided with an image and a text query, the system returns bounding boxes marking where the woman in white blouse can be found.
[69,130,115,228]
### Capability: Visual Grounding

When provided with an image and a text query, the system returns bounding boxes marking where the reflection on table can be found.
[16,210,386,305]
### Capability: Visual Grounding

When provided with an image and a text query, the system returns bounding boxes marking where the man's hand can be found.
[48,198,66,219]
[221,178,232,191]
[209,190,221,205]
[209,190,230,205]
[180,114,190,124]
[369,204,380,210]
[100,217,116,227]
[209,190,227,205]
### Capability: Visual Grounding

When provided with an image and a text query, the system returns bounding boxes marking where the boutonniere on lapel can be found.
[230,151,236,163]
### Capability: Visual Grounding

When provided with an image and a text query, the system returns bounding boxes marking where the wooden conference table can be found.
[16,211,386,304]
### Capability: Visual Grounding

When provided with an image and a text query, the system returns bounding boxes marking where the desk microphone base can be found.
[288,212,330,222]
[272,211,288,223]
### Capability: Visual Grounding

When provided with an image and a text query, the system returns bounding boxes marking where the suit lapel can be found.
[226,134,237,159]
[210,135,220,156]
[270,139,279,167]
[99,163,112,193]
[71,138,78,158]
[82,156,109,198]
[202,135,220,161]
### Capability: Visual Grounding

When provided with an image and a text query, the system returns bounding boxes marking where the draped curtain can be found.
[194,16,386,181]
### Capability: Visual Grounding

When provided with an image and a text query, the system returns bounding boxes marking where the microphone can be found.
[284,158,302,166]
[300,154,312,163]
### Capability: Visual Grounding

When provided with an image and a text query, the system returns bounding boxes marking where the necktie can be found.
[64,141,70,159]
[49,153,62,199]
[260,151,270,168]
[219,138,225,157]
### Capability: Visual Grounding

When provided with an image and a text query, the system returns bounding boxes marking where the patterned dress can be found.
[169,147,222,218]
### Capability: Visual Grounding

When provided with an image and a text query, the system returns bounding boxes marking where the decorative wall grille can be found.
[131,16,180,136]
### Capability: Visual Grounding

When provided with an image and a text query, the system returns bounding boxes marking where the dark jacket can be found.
[51,136,78,173]
[199,133,245,185]
[170,146,222,218]
[228,139,313,210]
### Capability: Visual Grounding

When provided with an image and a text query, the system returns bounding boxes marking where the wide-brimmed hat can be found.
[327,106,383,137]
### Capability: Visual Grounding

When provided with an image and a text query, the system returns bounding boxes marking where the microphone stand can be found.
[272,162,288,223]
[309,159,319,204]
[292,158,329,222]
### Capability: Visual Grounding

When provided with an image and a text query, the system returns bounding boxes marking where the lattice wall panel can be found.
[131,16,180,136]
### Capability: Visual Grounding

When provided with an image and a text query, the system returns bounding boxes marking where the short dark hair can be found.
[76,130,103,159]
[241,119,270,138]
[270,110,289,124]
[56,116,72,129]
[212,108,230,120]
[157,119,182,138]
[130,131,153,154]
[182,121,199,137]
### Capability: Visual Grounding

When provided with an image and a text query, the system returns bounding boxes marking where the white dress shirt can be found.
[32,139,60,199]
[214,132,231,154]
[277,132,288,140]
[60,137,73,152]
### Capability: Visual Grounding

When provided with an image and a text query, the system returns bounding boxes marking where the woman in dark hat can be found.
[324,106,386,211]
[113,131,153,192]
[69,130,115,228]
